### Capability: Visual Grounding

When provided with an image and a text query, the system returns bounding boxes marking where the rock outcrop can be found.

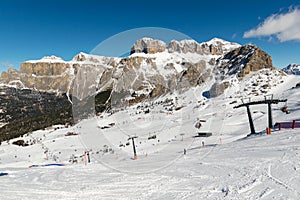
[168,40,211,54]
[130,37,240,56]
[178,60,207,87]
[19,61,72,92]
[0,68,21,86]
[130,38,167,54]
[168,38,240,55]
[208,81,230,98]
[0,56,73,92]
[215,44,275,78]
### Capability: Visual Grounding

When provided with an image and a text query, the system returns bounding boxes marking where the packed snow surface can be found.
[0,74,299,199]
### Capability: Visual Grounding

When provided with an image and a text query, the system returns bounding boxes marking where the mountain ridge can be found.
[282,63,300,75]
[0,37,288,140]
[0,37,274,97]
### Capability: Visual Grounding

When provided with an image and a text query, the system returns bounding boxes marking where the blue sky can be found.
[0,0,300,72]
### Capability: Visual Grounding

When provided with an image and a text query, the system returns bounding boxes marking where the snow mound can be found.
[26,55,66,63]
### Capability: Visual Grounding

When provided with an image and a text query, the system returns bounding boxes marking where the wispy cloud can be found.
[0,61,14,68]
[244,7,300,42]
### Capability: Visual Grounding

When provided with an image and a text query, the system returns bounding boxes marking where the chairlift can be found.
[281,106,287,113]
[195,122,202,129]
[281,101,290,114]
[195,118,207,129]
[148,135,156,140]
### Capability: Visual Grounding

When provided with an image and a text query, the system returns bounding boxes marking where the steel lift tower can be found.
[234,95,287,135]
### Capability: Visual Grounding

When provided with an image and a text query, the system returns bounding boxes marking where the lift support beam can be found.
[234,98,287,135]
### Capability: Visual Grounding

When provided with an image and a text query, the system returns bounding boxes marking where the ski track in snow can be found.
[0,73,299,199]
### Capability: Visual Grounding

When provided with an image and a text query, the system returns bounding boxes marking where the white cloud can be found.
[244,7,300,42]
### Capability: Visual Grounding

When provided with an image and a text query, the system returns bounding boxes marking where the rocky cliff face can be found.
[20,62,72,92]
[0,68,21,86]
[0,38,279,101]
[168,38,240,55]
[130,37,240,55]
[214,44,275,79]
[0,37,282,140]
[130,38,167,54]
[0,38,241,97]
[0,56,73,92]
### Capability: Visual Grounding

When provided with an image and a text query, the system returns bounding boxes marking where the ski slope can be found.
[0,74,299,199]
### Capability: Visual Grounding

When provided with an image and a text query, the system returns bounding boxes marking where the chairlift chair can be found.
[281,101,290,114]
[195,122,202,129]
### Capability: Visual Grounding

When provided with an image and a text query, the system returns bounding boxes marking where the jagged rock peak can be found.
[130,37,167,54]
[205,37,241,52]
[72,52,119,67]
[168,37,240,55]
[73,52,89,62]
[215,44,274,78]
[282,63,300,75]
[168,39,202,54]
[206,37,237,45]
[172,39,198,45]
[130,37,241,55]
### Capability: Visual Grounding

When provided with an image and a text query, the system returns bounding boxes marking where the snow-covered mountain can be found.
[131,37,240,55]
[0,37,277,100]
[0,37,299,199]
[1,37,242,97]
[282,63,300,75]
[0,37,289,141]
